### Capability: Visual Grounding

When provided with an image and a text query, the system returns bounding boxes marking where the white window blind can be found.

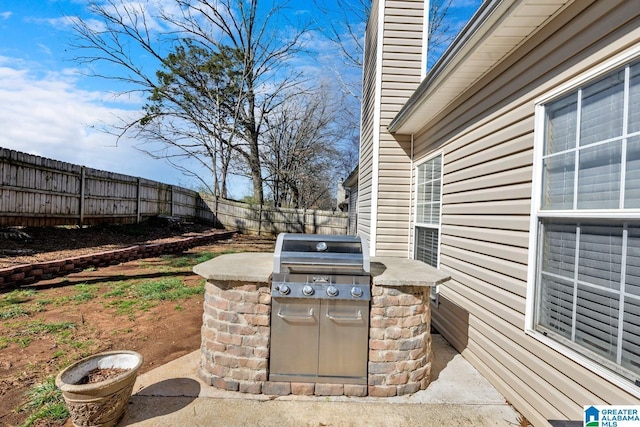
[536,59,640,383]
[415,227,438,267]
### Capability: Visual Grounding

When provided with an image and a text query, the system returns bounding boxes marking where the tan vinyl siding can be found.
[357,0,380,243]
[407,1,640,425]
[373,0,425,257]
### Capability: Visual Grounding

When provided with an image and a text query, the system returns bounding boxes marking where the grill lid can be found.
[273,233,370,276]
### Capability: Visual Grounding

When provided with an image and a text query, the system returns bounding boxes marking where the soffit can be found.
[388,0,574,135]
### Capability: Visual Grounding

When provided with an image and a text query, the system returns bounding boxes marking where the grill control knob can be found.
[302,285,314,296]
[326,285,338,297]
[351,286,364,298]
[278,284,291,295]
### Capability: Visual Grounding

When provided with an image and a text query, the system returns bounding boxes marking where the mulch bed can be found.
[78,368,130,384]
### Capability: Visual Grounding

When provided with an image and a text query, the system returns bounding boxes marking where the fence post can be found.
[258,203,263,236]
[79,167,85,226]
[136,178,141,223]
[215,196,219,227]
[170,185,174,216]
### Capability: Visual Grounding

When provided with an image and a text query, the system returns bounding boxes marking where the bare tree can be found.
[316,0,455,73]
[310,0,455,183]
[262,88,340,210]
[70,0,311,203]
[425,0,456,70]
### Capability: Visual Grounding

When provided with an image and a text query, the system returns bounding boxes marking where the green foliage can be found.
[132,278,203,301]
[101,275,204,317]
[24,320,76,335]
[72,284,99,303]
[19,377,69,427]
[0,290,36,307]
[0,290,41,319]
[102,282,130,298]
[4,320,76,348]
[160,250,233,268]
[143,42,244,127]
[0,305,31,320]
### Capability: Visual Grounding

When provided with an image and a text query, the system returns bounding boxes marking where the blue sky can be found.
[0,0,480,198]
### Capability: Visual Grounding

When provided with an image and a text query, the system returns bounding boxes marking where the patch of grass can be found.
[0,289,36,307]
[26,320,76,335]
[36,298,53,306]
[100,276,203,318]
[0,288,48,319]
[69,339,93,349]
[0,305,31,320]
[158,254,193,268]
[0,299,46,320]
[102,281,131,298]
[132,278,204,301]
[19,376,69,427]
[72,284,98,303]
[104,299,156,317]
[198,250,236,263]
[2,320,77,349]
[158,250,235,268]
[53,296,72,306]
[16,337,32,348]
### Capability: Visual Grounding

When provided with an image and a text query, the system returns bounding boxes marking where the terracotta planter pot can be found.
[55,350,143,427]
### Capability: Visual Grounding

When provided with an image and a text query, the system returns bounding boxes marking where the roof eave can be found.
[388,0,572,135]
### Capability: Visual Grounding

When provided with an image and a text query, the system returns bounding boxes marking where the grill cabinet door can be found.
[318,299,369,382]
[269,298,320,378]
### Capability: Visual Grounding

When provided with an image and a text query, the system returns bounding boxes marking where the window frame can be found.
[526,48,640,395]
[413,152,443,302]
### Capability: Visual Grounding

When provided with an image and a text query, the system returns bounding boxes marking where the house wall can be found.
[410,1,640,425]
[357,0,379,246]
[358,0,426,257]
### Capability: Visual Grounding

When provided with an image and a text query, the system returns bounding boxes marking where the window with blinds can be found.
[535,60,640,383]
[415,154,442,301]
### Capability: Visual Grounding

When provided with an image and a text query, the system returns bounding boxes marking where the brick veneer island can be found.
[193,252,450,397]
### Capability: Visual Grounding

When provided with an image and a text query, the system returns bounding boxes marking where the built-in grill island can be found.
[270,233,370,385]
[194,233,450,397]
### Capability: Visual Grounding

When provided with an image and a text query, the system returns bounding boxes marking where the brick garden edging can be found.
[0,230,235,291]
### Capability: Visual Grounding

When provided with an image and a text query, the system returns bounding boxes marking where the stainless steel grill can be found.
[269,233,370,385]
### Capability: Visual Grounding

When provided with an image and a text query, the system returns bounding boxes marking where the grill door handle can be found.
[326,310,362,321]
[277,308,314,320]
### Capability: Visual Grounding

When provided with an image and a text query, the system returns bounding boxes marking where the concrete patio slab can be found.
[119,334,522,426]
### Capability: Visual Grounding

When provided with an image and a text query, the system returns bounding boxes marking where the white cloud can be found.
[0,11,11,20]
[0,57,193,186]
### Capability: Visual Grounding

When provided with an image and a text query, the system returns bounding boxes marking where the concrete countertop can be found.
[193,252,450,288]
[193,252,273,283]
[371,257,450,287]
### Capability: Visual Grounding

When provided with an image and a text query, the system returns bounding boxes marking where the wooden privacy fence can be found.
[0,148,347,235]
[0,148,212,227]
[202,195,348,235]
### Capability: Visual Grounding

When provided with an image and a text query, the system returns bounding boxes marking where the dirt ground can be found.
[0,221,223,269]
[0,224,275,427]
